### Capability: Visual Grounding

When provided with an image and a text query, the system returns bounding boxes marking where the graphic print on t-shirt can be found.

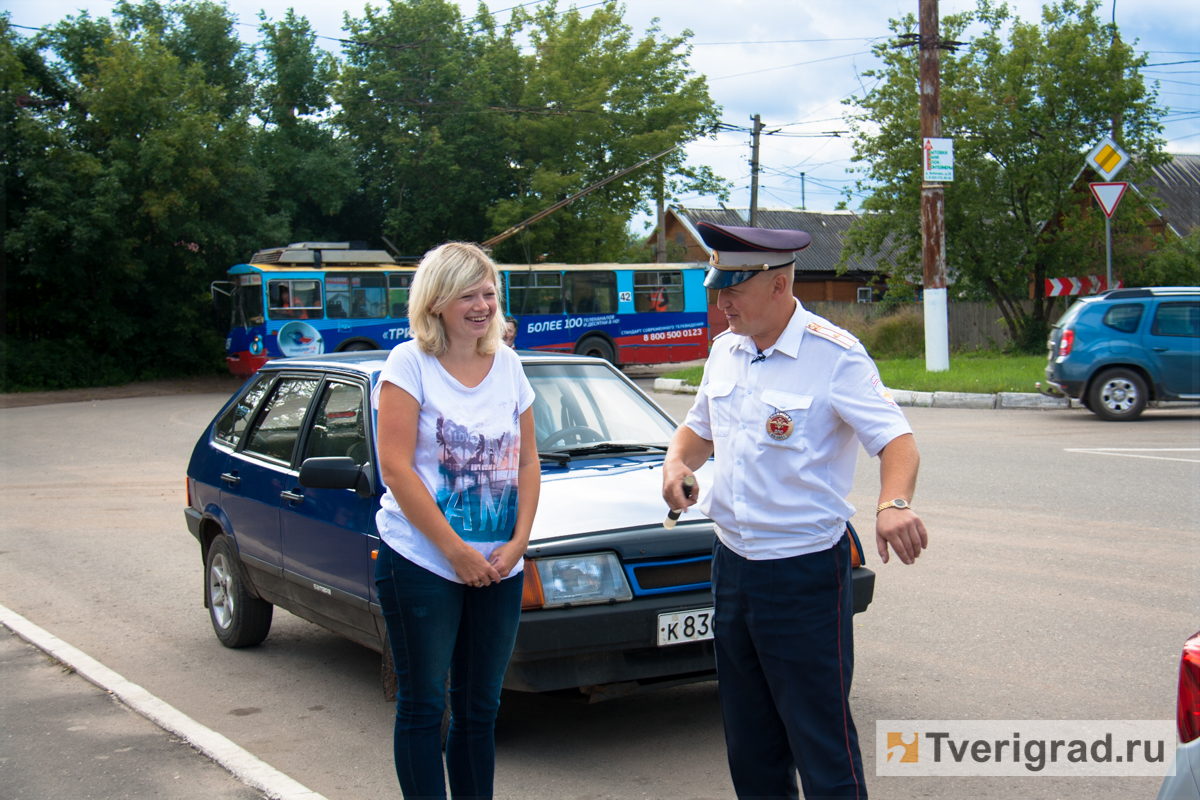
[435,403,521,543]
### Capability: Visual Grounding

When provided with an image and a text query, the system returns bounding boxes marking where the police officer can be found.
[662,221,928,800]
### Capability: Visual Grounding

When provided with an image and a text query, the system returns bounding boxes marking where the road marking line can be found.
[1064,448,1200,463]
[0,603,327,800]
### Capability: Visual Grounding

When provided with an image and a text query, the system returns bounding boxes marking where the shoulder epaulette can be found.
[805,321,858,350]
[712,329,732,341]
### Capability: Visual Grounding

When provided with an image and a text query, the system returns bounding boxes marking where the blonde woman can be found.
[373,242,540,799]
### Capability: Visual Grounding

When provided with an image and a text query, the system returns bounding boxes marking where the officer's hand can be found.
[661,462,700,514]
[875,508,928,565]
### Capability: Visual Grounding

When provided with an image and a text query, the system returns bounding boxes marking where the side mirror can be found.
[298,457,376,498]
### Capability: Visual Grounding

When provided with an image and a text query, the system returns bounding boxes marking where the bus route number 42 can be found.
[657,607,714,646]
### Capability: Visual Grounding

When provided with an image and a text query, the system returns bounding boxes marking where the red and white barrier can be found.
[1045,276,1124,297]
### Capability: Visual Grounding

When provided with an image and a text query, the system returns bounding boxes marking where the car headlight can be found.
[530,553,632,609]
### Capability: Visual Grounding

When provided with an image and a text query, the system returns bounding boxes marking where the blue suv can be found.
[1044,287,1200,421]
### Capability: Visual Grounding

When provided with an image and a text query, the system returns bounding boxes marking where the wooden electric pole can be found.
[919,0,950,371]
[749,114,763,226]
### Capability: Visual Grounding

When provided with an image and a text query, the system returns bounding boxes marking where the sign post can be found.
[1085,137,1131,288]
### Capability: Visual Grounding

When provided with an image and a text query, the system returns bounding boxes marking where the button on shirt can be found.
[683,300,912,560]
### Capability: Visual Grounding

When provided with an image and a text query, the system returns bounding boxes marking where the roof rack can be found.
[249,241,400,266]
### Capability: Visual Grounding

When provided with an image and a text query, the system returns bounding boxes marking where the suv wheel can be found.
[1088,368,1148,422]
[206,537,273,647]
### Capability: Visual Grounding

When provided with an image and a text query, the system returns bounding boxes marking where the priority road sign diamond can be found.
[1086,136,1131,180]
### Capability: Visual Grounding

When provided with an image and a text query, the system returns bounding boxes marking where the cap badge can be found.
[766,410,794,441]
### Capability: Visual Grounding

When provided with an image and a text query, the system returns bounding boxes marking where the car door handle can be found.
[1153,346,1168,352]
[220,472,241,486]
[281,490,304,503]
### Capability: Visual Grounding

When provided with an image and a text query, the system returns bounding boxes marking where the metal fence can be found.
[804,301,1036,351]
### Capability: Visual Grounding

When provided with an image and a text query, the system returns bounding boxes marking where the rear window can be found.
[214,374,272,448]
[1053,298,1092,329]
[1102,304,1144,334]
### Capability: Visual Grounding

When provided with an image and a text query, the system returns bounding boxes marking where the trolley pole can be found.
[919,0,950,371]
[749,114,763,226]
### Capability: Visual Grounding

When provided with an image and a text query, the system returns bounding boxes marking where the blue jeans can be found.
[375,542,523,799]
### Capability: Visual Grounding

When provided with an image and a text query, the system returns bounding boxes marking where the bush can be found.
[861,306,925,359]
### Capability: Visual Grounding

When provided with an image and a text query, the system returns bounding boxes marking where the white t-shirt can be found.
[371,341,535,583]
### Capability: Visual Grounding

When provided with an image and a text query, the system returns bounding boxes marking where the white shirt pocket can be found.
[706,380,737,438]
[759,389,813,448]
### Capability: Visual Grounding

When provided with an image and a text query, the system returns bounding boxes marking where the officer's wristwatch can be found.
[876,498,911,515]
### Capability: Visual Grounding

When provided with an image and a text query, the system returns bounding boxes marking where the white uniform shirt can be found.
[683,300,912,560]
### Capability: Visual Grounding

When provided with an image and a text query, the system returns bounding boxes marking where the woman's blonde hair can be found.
[408,242,505,357]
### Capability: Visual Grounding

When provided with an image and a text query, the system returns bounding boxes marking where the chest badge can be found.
[766,410,794,441]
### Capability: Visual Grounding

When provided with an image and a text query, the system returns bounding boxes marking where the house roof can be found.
[669,206,897,274]
[1135,153,1200,237]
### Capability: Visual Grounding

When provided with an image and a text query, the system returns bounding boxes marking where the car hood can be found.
[529,457,714,542]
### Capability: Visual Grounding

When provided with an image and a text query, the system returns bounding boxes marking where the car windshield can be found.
[524,363,677,451]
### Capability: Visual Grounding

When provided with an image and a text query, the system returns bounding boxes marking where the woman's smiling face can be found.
[441,279,498,345]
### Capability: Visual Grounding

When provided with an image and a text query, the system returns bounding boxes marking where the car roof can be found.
[1097,286,1199,300]
[258,349,610,377]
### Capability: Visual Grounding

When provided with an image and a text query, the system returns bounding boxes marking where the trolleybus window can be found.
[634,270,684,313]
[509,271,564,315]
[388,273,413,318]
[233,273,264,327]
[268,279,323,320]
[326,274,386,319]
[565,271,617,315]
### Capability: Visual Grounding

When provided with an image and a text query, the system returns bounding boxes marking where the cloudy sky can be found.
[9,0,1199,220]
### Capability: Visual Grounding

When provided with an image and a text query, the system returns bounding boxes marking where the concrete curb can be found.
[0,603,327,800]
[655,380,1089,410]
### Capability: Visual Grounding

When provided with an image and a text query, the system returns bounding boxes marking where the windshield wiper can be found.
[557,443,668,457]
[538,451,571,466]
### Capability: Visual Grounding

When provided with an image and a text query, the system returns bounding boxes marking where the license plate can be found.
[657,607,715,646]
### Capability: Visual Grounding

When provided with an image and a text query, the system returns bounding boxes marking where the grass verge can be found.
[663,353,1047,395]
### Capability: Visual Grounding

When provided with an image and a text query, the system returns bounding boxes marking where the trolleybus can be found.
[216,242,708,376]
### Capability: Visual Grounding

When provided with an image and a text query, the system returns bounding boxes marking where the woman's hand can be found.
[450,544,503,587]
[487,540,527,579]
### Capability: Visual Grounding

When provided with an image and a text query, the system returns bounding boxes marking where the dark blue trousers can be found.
[376,543,523,800]
[713,535,866,800]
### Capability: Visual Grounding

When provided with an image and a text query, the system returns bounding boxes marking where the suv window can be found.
[214,374,272,448]
[304,382,369,466]
[244,378,320,463]
[1102,303,1144,334]
[1151,302,1200,337]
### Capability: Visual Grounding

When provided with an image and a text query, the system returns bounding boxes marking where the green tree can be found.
[843,0,1166,350]
[4,2,281,389]
[488,2,724,264]
[253,9,358,242]
[334,0,523,252]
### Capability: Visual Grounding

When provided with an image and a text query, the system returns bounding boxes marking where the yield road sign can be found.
[1086,136,1131,180]
[1089,182,1128,218]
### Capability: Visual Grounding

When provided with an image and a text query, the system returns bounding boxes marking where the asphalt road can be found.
[1,391,1197,799]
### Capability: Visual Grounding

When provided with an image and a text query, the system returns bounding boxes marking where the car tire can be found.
[206,538,273,648]
[576,336,615,364]
[339,341,376,352]
[1088,368,1148,422]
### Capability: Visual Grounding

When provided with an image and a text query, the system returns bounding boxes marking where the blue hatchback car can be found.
[1043,287,1200,421]
[185,352,875,699]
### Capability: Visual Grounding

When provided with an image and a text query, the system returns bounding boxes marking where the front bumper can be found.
[505,568,875,693]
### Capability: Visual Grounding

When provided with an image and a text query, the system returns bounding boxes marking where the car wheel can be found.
[1087,368,1148,422]
[206,538,273,647]
[576,336,615,364]
[339,341,375,352]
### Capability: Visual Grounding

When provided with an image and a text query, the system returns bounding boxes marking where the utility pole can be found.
[656,166,667,263]
[919,0,950,372]
[749,114,763,226]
